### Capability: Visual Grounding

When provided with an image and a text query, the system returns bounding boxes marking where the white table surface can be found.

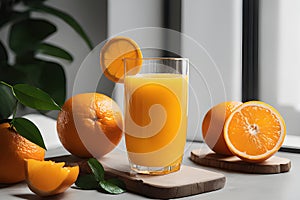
[1,114,300,200]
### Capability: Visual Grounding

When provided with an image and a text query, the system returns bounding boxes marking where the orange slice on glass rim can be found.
[224,101,286,163]
[100,36,143,83]
[25,159,79,197]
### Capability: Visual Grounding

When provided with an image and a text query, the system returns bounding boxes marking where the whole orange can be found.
[202,101,242,155]
[56,93,123,158]
[0,123,45,184]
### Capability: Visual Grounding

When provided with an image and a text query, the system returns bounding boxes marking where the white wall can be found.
[108,0,163,37]
[259,0,300,135]
[107,0,166,59]
[107,0,165,109]
[108,0,243,141]
[45,0,107,98]
[182,0,243,141]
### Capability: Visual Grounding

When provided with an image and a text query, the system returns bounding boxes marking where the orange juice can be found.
[124,73,188,170]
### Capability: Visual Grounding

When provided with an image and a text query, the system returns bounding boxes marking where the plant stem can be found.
[10,100,19,127]
[0,81,13,89]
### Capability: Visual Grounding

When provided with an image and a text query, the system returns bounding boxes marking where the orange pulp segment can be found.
[224,101,286,163]
[25,159,79,196]
[100,36,143,83]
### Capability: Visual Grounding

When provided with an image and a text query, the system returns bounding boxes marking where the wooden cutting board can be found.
[190,149,291,174]
[48,151,226,199]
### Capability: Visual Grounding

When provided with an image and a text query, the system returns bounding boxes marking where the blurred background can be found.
[0,0,299,142]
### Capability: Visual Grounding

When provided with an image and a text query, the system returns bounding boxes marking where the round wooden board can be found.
[190,149,291,174]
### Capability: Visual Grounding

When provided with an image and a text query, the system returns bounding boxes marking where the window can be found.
[259,0,300,150]
[182,0,242,141]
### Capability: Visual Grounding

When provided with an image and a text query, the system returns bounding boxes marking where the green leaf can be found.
[75,174,99,190]
[74,158,125,195]
[11,117,46,150]
[0,41,8,64]
[37,43,73,61]
[15,51,35,65]
[0,11,30,28]
[99,180,126,194]
[34,61,66,107]
[9,19,56,54]
[0,84,16,120]
[31,4,93,49]
[106,178,126,190]
[12,83,61,110]
[23,0,46,6]
[87,158,105,182]
[13,59,66,106]
[0,64,27,85]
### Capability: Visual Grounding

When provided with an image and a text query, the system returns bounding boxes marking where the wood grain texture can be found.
[48,151,226,199]
[190,149,291,174]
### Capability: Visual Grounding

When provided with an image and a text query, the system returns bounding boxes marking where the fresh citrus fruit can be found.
[202,101,242,155]
[224,101,286,163]
[56,93,123,158]
[100,36,143,83]
[25,159,79,197]
[0,123,45,184]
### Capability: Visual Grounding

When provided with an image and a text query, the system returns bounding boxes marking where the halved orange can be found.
[224,101,286,163]
[25,159,79,197]
[100,36,143,83]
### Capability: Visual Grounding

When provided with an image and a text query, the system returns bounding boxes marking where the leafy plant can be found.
[0,81,62,149]
[0,0,93,119]
[75,158,126,194]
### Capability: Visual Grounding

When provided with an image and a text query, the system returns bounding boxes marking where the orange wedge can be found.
[224,101,286,163]
[25,159,79,197]
[100,36,143,83]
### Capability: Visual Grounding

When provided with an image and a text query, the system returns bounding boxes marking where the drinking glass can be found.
[124,57,189,175]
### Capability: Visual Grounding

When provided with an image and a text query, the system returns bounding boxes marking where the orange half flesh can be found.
[100,36,143,83]
[224,101,286,163]
[25,159,79,197]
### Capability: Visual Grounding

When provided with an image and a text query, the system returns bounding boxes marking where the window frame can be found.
[242,0,259,101]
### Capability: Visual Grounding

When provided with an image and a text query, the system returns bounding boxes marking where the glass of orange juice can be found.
[124,57,189,175]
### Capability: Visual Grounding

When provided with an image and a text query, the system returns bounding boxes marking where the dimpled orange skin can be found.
[202,101,242,155]
[0,123,45,184]
[56,93,123,158]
